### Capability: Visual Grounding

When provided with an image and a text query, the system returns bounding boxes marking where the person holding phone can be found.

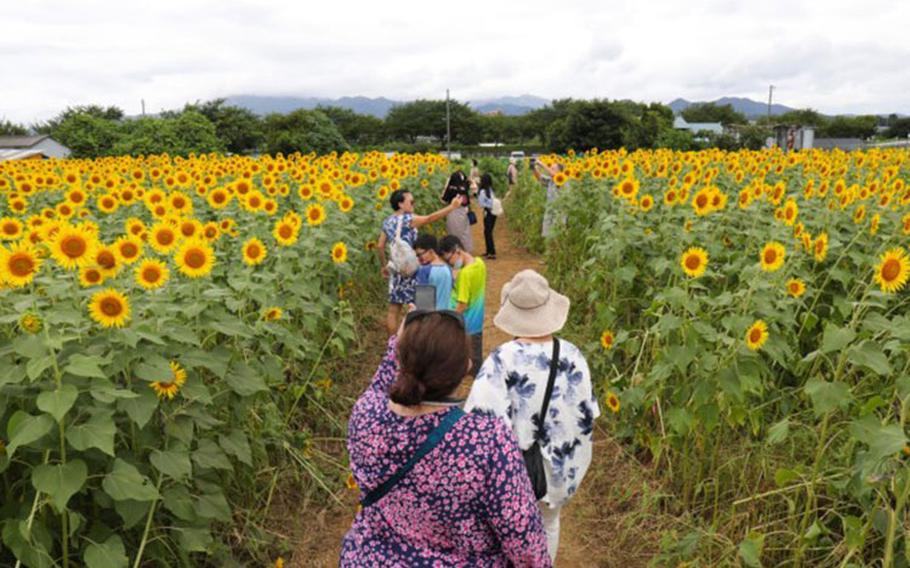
[440,171,474,253]
[414,234,453,311]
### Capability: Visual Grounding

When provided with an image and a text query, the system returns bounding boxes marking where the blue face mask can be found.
[452,257,464,269]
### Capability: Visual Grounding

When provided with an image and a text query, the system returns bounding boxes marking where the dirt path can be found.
[289,211,669,567]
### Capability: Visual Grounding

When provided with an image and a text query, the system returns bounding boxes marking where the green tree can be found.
[384,99,481,145]
[54,113,121,158]
[183,99,263,154]
[681,103,747,126]
[817,115,878,139]
[35,105,124,135]
[775,108,826,126]
[655,128,696,151]
[170,110,224,154]
[113,118,180,156]
[317,106,386,147]
[0,119,28,136]
[262,109,349,155]
[547,99,629,152]
[738,124,773,150]
[885,117,910,139]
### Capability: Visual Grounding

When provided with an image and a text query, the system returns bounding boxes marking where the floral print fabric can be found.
[341,336,552,567]
[465,339,600,508]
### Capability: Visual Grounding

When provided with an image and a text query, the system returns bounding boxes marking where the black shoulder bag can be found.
[523,338,560,500]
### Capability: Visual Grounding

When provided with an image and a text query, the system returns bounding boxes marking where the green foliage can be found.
[263,109,349,155]
[318,106,386,147]
[0,119,28,136]
[681,102,747,126]
[54,113,121,158]
[817,115,878,139]
[384,99,481,145]
[884,117,910,139]
[184,99,264,154]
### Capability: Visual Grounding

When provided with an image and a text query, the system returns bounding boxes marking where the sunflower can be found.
[639,195,655,212]
[869,213,880,236]
[873,247,910,293]
[680,247,708,278]
[114,236,143,264]
[149,361,187,400]
[135,259,169,290]
[605,391,621,414]
[759,242,786,272]
[306,203,326,226]
[242,237,267,266]
[18,312,43,334]
[745,320,769,351]
[600,329,615,350]
[263,307,283,321]
[786,278,806,298]
[273,220,299,246]
[50,224,96,270]
[207,188,231,209]
[88,288,131,328]
[0,242,42,287]
[0,217,23,241]
[174,239,215,278]
[813,233,829,262]
[78,266,105,287]
[149,222,180,254]
[331,241,348,264]
[93,245,121,277]
[339,196,354,213]
[616,178,638,200]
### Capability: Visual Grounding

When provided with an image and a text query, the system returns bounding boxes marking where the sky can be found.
[3,0,910,124]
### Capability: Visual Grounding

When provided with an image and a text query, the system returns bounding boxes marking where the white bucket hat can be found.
[493,270,570,337]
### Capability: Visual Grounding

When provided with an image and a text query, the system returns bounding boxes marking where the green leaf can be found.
[64,354,108,379]
[163,486,197,522]
[175,526,212,552]
[13,334,47,359]
[36,384,79,423]
[117,388,159,428]
[820,324,855,354]
[26,355,56,381]
[767,418,790,445]
[848,341,892,376]
[6,411,54,458]
[88,378,139,404]
[774,468,800,487]
[84,535,128,568]
[134,355,173,383]
[150,449,192,480]
[195,490,232,521]
[31,460,88,512]
[842,515,865,551]
[66,413,116,456]
[192,439,233,471]
[0,359,27,387]
[849,416,908,462]
[804,377,852,416]
[114,499,150,529]
[102,459,159,502]
[224,360,268,397]
[219,430,252,465]
[738,532,764,568]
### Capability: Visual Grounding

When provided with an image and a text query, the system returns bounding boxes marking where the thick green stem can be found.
[131,475,163,568]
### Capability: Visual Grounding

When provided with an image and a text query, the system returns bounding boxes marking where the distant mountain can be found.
[669,97,797,118]
[224,94,552,118]
[471,95,550,116]
[225,95,400,118]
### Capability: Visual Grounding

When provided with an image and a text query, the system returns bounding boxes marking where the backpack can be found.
[388,215,419,277]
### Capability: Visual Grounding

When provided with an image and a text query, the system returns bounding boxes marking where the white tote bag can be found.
[388,215,419,277]
[491,197,504,217]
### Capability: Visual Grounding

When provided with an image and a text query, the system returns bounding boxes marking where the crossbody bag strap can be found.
[395,214,404,241]
[360,406,465,508]
[535,339,561,438]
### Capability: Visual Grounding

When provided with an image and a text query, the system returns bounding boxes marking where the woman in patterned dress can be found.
[465,270,600,563]
[341,310,552,567]
[377,189,459,334]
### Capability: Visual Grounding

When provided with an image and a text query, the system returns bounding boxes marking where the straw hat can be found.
[493,270,570,337]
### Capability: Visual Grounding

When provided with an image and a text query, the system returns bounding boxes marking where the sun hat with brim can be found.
[493,269,570,337]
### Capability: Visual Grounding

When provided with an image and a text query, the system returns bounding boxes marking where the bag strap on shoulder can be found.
[360,406,465,508]
[395,214,405,240]
[535,339,560,439]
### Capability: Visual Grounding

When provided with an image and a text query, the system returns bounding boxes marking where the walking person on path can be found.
[532,159,564,238]
[377,189,460,335]
[414,234,454,311]
[477,173,498,259]
[506,158,519,198]
[439,235,486,376]
[465,269,600,563]
[440,171,474,253]
[341,309,552,567]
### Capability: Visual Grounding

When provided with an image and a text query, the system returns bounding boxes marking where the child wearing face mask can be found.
[438,235,486,377]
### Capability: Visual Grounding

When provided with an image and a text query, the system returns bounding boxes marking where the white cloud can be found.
[1,0,909,124]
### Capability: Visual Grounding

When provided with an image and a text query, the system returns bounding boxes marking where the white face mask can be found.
[452,256,464,269]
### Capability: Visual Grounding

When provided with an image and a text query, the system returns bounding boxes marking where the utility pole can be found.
[141,99,146,117]
[445,89,451,158]
[767,85,774,120]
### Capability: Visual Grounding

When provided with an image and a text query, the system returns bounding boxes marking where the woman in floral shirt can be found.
[341,310,551,567]
[466,270,600,562]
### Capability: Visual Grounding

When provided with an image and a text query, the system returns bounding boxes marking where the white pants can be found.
[538,502,563,563]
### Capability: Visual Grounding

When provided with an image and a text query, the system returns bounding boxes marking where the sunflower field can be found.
[0,151,447,566]
[508,147,910,567]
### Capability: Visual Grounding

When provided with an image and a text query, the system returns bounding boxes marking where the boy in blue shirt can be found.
[414,234,454,311]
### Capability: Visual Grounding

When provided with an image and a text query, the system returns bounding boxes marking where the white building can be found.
[673,116,723,136]
[0,135,71,160]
